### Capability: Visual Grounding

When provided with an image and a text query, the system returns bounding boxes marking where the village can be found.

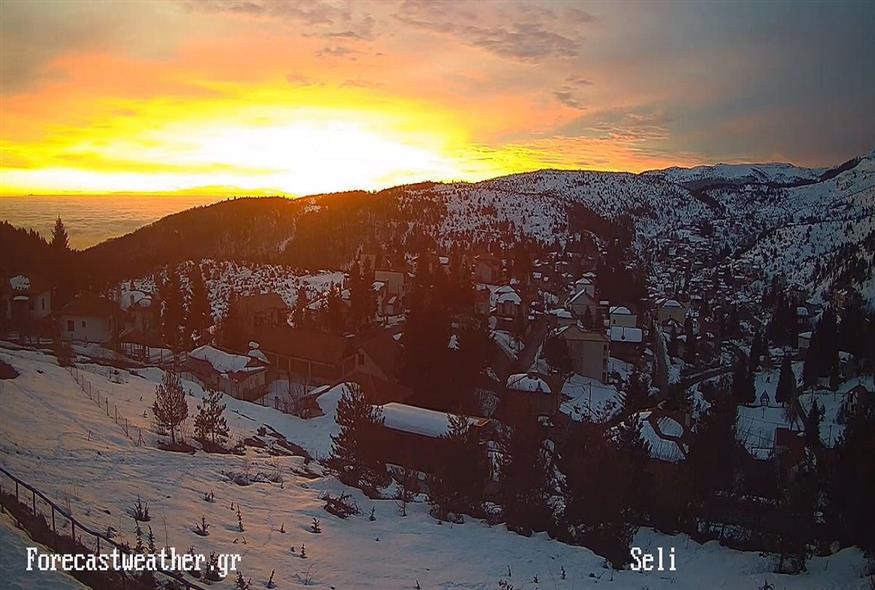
[2,211,873,583]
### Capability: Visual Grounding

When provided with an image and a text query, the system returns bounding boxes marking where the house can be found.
[117,288,164,359]
[353,329,403,382]
[255,326,358,385]
[58,294,118,344]
[608,305,637,328]
[495,285,522,319]
[656,298,686,324]
[473,254,502,284]
[502,371,560,418]
[566,288,598,323]
[798,331,812,352]
[609,325,644,363]
[184,345,268,401]
[474,285,491,316]
[572,276,595,297]
[374,269,409,303]
[233,293,288,335]
[845,384,873,411]
[1,274,52,327]
[558,323,609,383]
[376,402,491,474]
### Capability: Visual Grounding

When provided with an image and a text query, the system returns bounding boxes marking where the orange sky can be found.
[1,0,872,196]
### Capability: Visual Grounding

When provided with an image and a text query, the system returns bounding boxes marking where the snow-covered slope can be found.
[1,344,869,589]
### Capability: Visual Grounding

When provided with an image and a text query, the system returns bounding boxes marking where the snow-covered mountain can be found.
[647,162,826,186]
[64,149,874,306]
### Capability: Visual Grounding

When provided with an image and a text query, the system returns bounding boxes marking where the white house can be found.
[609,305,637,328]
[58,294,117,344]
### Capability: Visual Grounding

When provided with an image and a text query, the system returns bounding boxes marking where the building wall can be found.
[568,339,608,383]
[610,313,637,328]
[59,314,113,343]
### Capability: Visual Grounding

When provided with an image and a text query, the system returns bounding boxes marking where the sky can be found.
[1,0,873,197]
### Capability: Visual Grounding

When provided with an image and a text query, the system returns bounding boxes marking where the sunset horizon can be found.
[3,0,873,197]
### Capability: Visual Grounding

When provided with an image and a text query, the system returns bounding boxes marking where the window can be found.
[41,298,46,310]
[67,320,74,332]
[81,320,86,328]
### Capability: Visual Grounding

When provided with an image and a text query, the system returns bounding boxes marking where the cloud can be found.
[185,0,376,40]
[394,0,589,62]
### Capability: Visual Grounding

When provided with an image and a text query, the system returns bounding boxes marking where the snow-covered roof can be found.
[609,305,632,315]
[662,299,682,308]
[9,275,30,292]
[574,277,592,285]
[379,403,486,438]
[247,348,269,364]
[506,373,552,394]
[610,326,643,343]
[190,345,260,374]
[496,289,521,305]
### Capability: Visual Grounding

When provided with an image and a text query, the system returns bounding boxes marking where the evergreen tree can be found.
[685,389,737,500]
[498,416,554,534]
[775,355,795,405]
[194,389,229,447]
[561,424,640,569]
[543,333,572,376]
[684,317,697,363]
[160,269,186,348]
[428,413,489,520]
[804,401,821,447]
[749,330,762,371]
[324,286,345,334]
[186,264,212,339]
[732,355,755,404]
[152,370,188,445]
[349,261,375,331]
[668,324,679,357]
[50,216,74,305]
[292,288,308,328]
[622,370,649,414]
[827,401,875,551]
[330,383,388,490]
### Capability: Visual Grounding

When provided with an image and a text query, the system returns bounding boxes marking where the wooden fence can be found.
[68,365,145,446]
[0,466,208,590]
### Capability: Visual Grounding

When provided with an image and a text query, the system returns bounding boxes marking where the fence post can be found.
[51,505,56,533]
[32,489,36,515]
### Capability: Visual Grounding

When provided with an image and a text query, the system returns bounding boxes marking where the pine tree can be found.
[161,269,186,348]
[804,401,821,447]
[775,355,794,405]
[194,389,229,447]
[330,383,387,490]
[50,216,73,305]
[749,330,762,371]
[498,416,554,534]
[186,264,212,339]
[732,355,755,404]
[293,288,308,327]
[152,370,188,445]
[561,424,639,569]
[685,389,737,499]
[428,413,489,519]
[623,370,649,413]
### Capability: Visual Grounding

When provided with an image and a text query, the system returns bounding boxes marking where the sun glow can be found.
[1,80,532,196]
